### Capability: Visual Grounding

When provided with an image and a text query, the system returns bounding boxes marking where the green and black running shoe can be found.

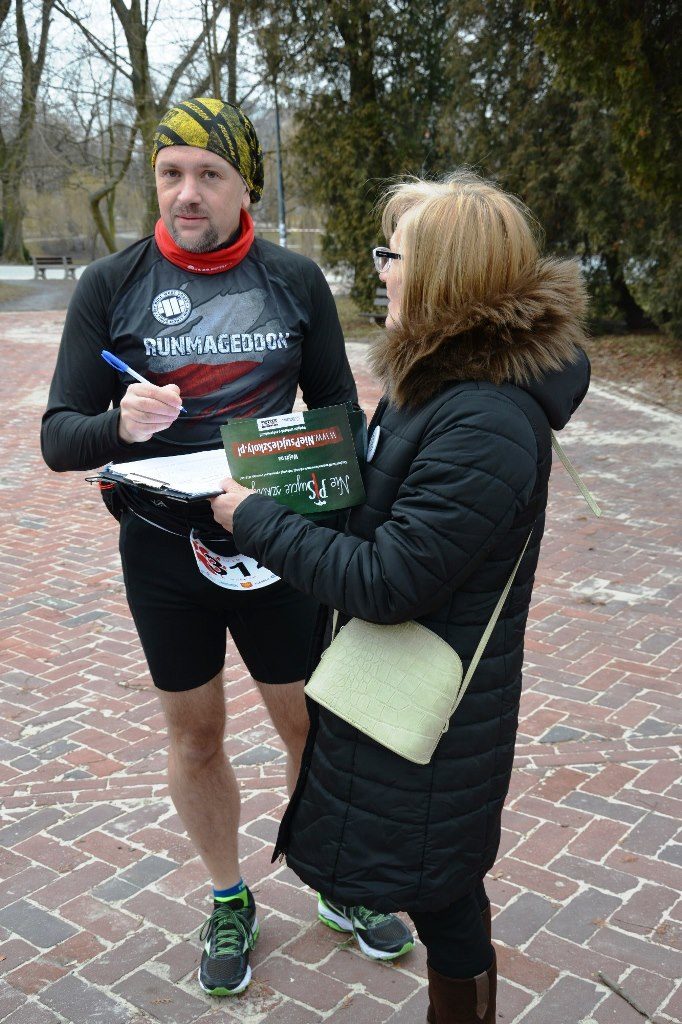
[198,888,259,996]
[318,894,414,960]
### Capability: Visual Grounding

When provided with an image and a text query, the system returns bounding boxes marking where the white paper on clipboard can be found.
[102,448,231,498]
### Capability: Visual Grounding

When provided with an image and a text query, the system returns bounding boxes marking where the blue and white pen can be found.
[101,349,187,413]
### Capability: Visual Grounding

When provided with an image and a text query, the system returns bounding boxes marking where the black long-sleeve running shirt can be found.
[41,234,357,472]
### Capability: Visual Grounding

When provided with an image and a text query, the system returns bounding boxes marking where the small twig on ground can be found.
[597,971,652,1020]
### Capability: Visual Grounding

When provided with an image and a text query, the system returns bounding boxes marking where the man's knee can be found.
[159,674,226,766]
[169,721,225,768]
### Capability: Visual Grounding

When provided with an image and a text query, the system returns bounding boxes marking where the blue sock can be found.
[214,878,247,905]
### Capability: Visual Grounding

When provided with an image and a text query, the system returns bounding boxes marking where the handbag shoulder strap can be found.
[551,431,602,518]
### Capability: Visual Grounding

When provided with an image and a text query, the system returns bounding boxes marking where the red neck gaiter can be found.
[154,208,255,274]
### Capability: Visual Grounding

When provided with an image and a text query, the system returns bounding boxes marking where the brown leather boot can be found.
[426,904,493,1023]
[426,952,496,1023]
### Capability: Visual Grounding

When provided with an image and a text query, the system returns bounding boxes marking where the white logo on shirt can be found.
[152,289,192,325]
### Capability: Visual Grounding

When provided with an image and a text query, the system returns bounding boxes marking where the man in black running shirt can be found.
[41,97,414,997]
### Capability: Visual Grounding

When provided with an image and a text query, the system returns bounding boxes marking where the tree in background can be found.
[269,0,677,332]
[58,26,139,257]
[272,1,393,304]
[260,0,452,303]
[203,0,243,104]
[529,0,679,206]
[439,0,656,329]
[529,0,681,334]
[0,0,54,262]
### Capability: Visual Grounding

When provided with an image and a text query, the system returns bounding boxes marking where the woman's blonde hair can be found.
[381,171,542,324]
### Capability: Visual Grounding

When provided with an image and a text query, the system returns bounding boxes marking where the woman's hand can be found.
[210,478,256,533]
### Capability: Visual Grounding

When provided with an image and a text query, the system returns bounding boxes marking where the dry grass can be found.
[0,283,30,305]
[582,332,681,413]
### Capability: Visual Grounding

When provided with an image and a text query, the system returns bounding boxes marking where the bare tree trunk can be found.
[1,158,27,260]
[89,122,138,253]
[603,251,656,331]
[0,0,54,262]
[200,0,241,102]
[332,1,391,303]
[226,0,242,104]
[110,0,160,235]
[202,0,222,96]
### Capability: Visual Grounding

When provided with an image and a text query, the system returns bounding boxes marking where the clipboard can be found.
[88,447,230,503]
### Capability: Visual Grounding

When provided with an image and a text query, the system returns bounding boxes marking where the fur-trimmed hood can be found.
[370,258,590,424]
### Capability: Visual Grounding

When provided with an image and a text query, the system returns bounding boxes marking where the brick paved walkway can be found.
[0,310,680,1024]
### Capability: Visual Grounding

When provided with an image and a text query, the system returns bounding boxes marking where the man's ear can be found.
[241,189,251,212]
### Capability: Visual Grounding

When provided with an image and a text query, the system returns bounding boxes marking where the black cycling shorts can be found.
[118,512,318,692]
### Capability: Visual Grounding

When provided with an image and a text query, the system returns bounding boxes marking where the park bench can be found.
[359,285,388,325]
[32,255,77,280]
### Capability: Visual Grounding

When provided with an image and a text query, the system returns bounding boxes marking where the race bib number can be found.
[190,531,280,590]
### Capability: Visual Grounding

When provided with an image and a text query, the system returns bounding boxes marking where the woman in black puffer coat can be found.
[211,171,591,1023]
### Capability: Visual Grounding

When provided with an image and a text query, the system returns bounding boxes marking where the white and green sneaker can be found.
[318,894,415,960]
[198,887,259,996]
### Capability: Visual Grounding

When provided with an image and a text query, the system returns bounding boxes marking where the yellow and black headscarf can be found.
[151,97,264,203]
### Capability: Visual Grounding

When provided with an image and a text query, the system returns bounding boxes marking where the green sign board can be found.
[220,405,366,515]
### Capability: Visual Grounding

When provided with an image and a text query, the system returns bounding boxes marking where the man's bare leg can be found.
[256,679,309,795]
[158,675,308,889]
[158,672,240,889]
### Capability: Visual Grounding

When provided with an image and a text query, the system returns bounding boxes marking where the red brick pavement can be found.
[0,311,680,1023]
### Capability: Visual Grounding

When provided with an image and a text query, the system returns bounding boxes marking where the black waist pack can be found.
[98,481,237,547]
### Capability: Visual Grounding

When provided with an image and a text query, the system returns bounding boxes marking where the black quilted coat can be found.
[231,259,591,913]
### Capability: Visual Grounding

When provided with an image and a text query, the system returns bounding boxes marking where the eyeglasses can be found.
[372,247,402,273]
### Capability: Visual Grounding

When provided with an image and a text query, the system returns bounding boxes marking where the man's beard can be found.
[170,212,220,253]
[169,208,220,252]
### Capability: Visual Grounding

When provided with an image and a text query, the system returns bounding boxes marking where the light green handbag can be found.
[305,433,601,765]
